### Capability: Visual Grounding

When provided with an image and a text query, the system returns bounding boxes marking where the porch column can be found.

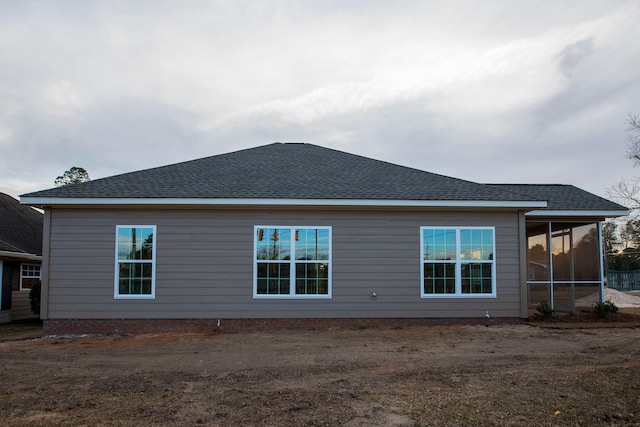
[598,222,605,304]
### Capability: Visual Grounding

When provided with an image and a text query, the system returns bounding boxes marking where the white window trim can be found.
[114,225,157,299]
[420,226,497,298]
[253,225,332,299]
[20,263,41,290]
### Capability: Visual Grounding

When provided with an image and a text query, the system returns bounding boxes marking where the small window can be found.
[421,227,496,298]
[20,263,41,290]
[254,226,331,298]
[115,226,156,299]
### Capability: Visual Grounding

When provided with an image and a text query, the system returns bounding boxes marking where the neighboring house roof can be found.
[21,143,545,209]
[0,192,43,258]
[489,184,628,217]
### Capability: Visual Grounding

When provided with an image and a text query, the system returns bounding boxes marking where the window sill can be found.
[421,294,497,299]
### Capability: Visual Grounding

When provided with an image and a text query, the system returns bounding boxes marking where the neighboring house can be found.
[21,143,628,335]
[0,192,43,323]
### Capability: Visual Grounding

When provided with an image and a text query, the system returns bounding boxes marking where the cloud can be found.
[559,38,596,76]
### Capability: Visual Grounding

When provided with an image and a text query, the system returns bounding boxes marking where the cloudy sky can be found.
[2,1,640,202]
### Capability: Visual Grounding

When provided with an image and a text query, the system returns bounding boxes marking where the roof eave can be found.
[21,197,548,209]
[0,250,42,262]
[525,209,629,218]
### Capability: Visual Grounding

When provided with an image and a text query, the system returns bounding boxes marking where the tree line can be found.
[605,113,640,270]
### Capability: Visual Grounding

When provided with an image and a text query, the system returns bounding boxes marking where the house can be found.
[20,143,628,335]
[0,192,43,323]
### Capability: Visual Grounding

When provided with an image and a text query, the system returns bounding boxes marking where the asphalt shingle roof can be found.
[0,192,43,256]
[489,184,627,212]
[22,143,541,202]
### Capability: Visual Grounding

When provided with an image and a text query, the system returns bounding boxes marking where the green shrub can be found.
[29,281,41,317]
[592,300,619,318]
[536,301,555,318]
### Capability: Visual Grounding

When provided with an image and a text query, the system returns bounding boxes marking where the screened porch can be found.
[526,221,603,313]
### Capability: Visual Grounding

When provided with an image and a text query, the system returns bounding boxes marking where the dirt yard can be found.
[1,317,640,427]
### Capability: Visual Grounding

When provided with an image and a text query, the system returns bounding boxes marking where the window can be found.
[254,226,331,298]
[20,264,41,290]
[115,226,156,299]
[421,227,496,298]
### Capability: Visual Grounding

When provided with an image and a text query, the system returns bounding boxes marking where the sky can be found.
[2,1,640,203]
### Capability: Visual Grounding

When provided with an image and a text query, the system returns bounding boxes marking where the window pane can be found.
[21,264,40,277]
[460,229,493,260]
[137,228,154,260]
[118,227,154,260]
[256,262,291,294]
[142,263,153,283]
[295,228,330,261]
[461,263,492,294]
[295,263,329,295]
[256,228,291,260]
[21,278,39,290]
[423,229,456,260]
[316,228,330,260]
[118,228,132,259]
[131,278,142,294]
[118,262,153,295]
[119,279,129,295]
[423,263,456,294]
[141,279,152,294]
[119,263,131,294]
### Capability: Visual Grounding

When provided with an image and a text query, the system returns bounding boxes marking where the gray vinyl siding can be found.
[46,208,523,319]
[11,291,38,321]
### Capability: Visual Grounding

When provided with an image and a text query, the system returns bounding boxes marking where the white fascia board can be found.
[0,251,42,261]
[526,209,629,218]
[21,197,548,209]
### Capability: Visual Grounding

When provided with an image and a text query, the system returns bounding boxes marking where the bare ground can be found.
[1,316,640,426]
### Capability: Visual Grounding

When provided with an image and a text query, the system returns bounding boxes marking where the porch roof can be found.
[489,184,628,218]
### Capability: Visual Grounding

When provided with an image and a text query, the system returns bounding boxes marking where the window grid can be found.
[20,263,41,290]
[255,226,331,298]
[115,225,156,299]
[421,227,496,298]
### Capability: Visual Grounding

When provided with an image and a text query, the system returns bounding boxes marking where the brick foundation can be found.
[43,317,525,336]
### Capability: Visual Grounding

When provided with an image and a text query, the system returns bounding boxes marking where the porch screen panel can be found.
[527,223,549,281]
[552,228,572,281]
[572,224,600,281]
